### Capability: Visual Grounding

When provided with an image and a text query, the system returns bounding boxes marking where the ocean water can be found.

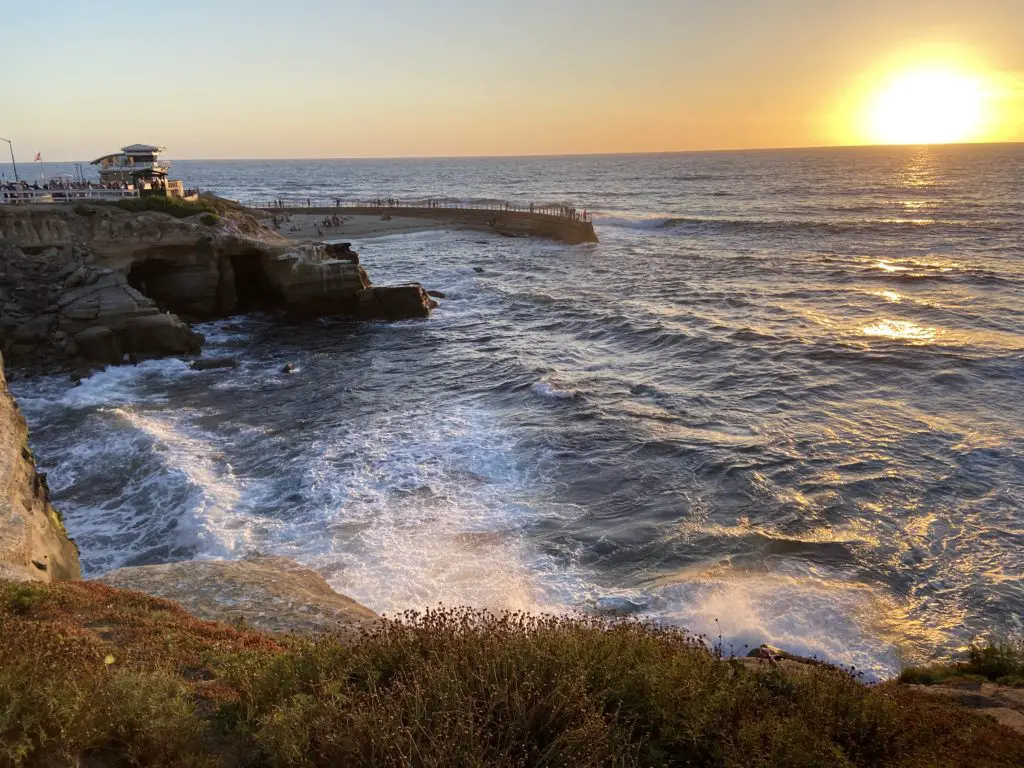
[9,145,1024,678]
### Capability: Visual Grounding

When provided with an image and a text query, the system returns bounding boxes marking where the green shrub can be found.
[114,195,217,219]
[200,213,220,226]
[72,203,96,217]
[2,583,47,616]
[968,641,1024,681]
[901,640,1024,687]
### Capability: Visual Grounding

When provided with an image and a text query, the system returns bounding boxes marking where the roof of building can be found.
[121,144,165,154]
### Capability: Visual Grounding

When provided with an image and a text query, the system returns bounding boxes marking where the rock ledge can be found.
[96,554,377,636]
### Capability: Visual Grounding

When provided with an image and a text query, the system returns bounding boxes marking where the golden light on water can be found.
[861,319,937,343]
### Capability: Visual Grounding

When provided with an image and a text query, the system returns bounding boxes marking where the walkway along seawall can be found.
[258,203,600,246]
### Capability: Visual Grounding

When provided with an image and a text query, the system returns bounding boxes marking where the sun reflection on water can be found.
[875,260,910,273]
[876,290,903,304]
[861,319,938,343]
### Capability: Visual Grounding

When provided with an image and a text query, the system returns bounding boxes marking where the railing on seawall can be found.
[0,188,140,205]
[245,197,593,223]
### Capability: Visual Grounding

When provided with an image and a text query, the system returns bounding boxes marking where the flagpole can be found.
[0,138,19,182]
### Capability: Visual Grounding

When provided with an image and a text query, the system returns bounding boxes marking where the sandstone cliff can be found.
[0,355,80,581]
[97,553,377,635]
[0,202,436,373]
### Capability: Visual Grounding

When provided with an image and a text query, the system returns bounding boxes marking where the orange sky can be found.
[2,0,1022,159]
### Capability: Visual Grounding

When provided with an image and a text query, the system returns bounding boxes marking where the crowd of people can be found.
[1,178,137,203]
[269,211,347,237]
[1,179,130,192]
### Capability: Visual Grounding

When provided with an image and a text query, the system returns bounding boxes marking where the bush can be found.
[72,203,96,217]
[200,213,220,226]
[901,640,1024,687]
[3,587,1024,767]
[2,582,47,615]
[968,641,1024,683]
[114,195,217,219]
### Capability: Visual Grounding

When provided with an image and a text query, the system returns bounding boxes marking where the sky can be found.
[1,0,1022,160]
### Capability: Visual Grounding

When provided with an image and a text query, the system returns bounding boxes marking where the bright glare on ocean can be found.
[10,144,1024,678]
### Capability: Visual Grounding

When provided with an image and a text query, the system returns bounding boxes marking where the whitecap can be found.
[595,215,677,230]
[531,381,576,400]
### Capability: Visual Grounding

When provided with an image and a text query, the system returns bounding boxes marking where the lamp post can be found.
[0,137,19,182]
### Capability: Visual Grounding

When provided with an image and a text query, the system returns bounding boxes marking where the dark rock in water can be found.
[282,362,296,374]
[73,327,122,365]
[191,357,239,371]
[127,352,139,366]
[426,290,447,299]
[355,284,435,321]
[323,242,360,265]
[119,314,202,358]
[473,267,485,273]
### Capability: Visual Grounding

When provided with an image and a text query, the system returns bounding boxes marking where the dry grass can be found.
[3,581,1024,767]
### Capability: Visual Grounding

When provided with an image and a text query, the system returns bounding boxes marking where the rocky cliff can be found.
[0,355,80,581]
[97,554,377,636]
[0,202,436,373]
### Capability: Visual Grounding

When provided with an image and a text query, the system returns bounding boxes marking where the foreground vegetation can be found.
[112,194,219,218]
[72,192,253,222]
[3,581,1024,767]
[901,640,1024,687]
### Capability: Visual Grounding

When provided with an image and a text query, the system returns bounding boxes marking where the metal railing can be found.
[1,187,140,204]
[245,197,593,222]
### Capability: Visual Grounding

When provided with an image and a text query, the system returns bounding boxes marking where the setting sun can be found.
[867,67,989,144]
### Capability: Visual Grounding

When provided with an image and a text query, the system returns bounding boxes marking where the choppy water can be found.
[10,145,1024,678]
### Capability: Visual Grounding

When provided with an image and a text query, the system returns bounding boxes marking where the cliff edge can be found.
[0,354,80,581]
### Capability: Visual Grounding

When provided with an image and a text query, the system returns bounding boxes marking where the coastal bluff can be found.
[0,355,80,582]
[0,200,435,374]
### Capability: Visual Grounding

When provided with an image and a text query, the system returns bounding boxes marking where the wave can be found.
[595,213,1013,237]
[531,381,577,400]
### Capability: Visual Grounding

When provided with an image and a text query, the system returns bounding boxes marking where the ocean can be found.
[8,145,1024,678]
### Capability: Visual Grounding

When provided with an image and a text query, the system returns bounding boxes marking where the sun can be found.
[867,66,989,144]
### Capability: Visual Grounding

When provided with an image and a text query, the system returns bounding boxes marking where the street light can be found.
[0,137,19,182]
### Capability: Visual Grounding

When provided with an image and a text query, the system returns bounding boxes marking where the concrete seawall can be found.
[271,206,599,245]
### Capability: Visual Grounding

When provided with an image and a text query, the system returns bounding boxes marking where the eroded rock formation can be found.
[0,202,435,372]
[0,355,80,581]
[97,554,377,635]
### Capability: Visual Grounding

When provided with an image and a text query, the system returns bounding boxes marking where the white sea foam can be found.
[349,229,461,245]
[595,215,676,230]
[251,407,576,616]
[110,407,251,559]
[531,381,576,400]
[641,563,931,679]
[37,358,193,410]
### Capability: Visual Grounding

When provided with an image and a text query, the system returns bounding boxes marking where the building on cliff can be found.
[1,144,196,205]
[90,144,194,199]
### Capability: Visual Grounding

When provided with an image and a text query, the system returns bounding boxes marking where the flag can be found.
[34,152,41,162]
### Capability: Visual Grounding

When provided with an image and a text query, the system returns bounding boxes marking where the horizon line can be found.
[9,140,1022,165]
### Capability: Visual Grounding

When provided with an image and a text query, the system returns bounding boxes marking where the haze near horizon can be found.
[2,0,1022,160]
